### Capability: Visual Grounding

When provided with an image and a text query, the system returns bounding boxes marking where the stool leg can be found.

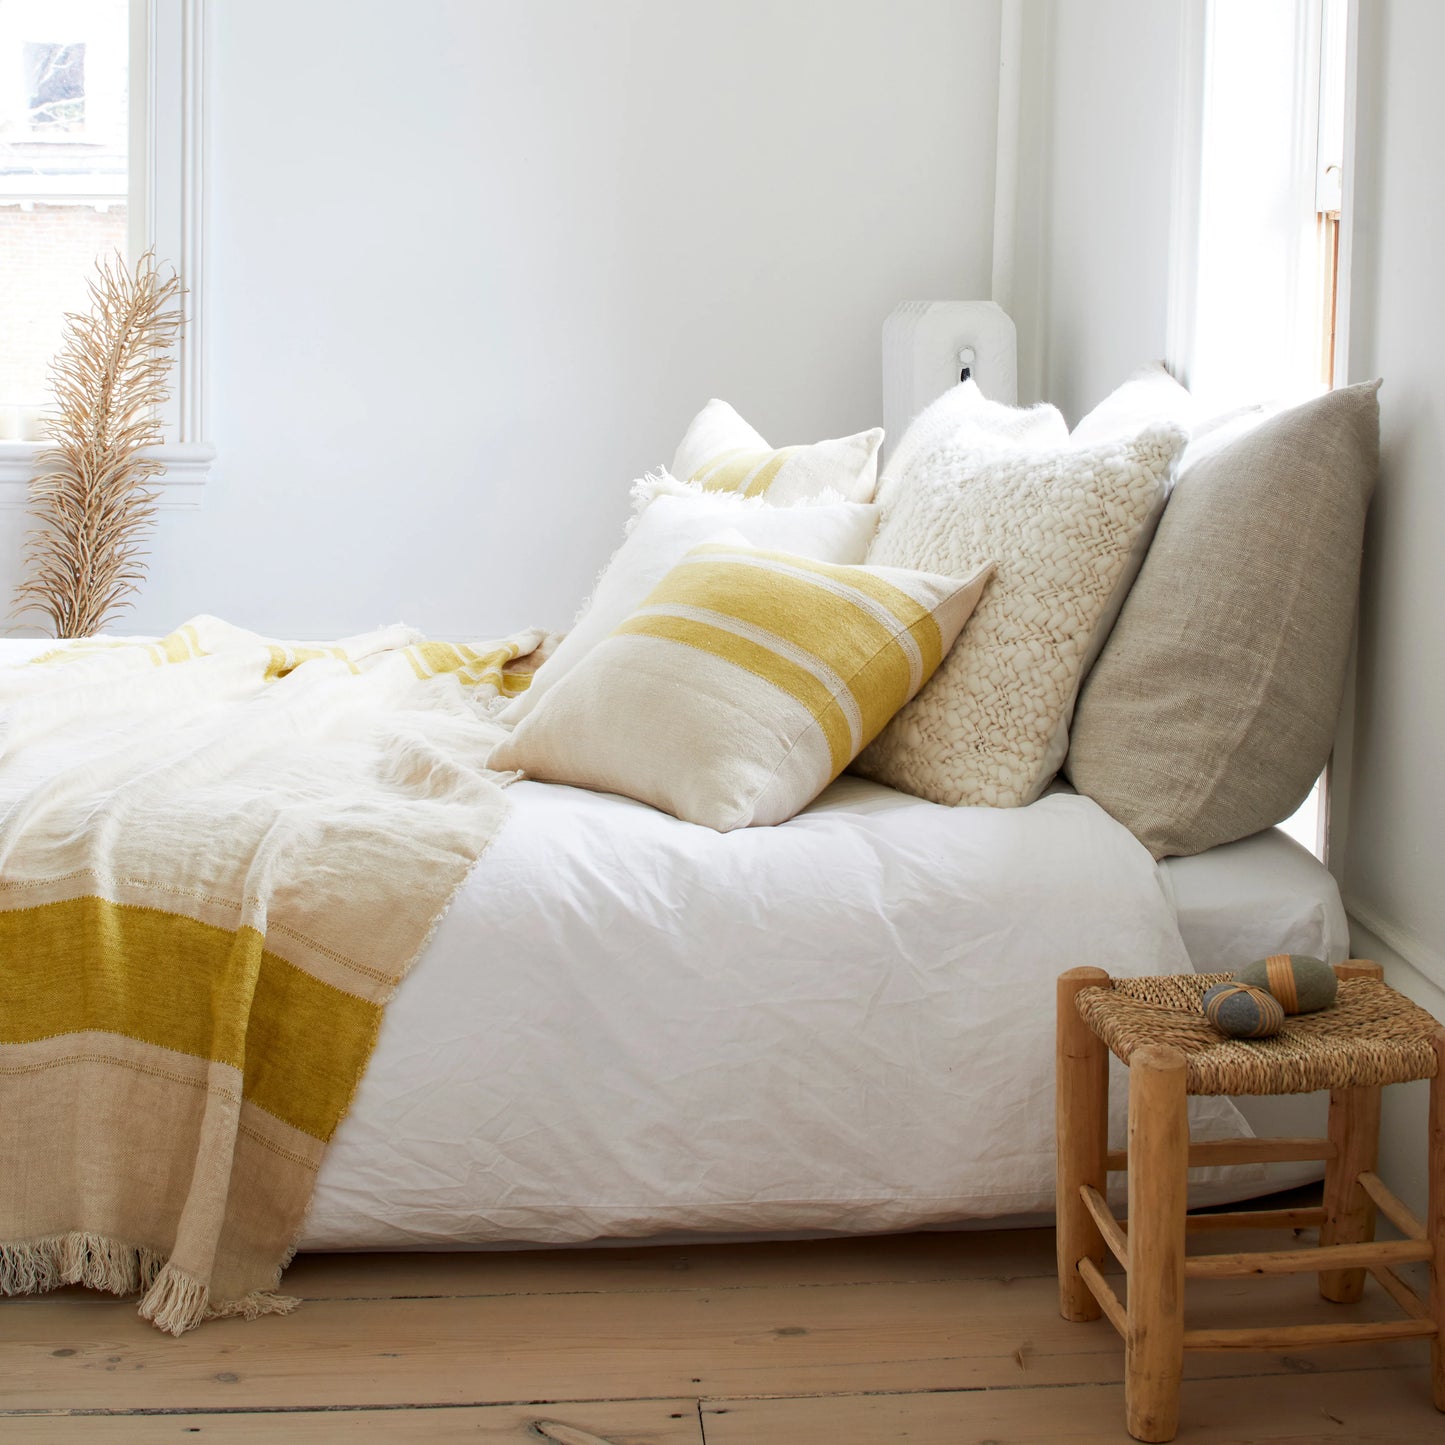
[1430,1027,1445,1412]
[1319,1082,1383,1301]
[1125,1044,1188,1445]
[1057,967,1111,1322]
[1321,961,1386,1302]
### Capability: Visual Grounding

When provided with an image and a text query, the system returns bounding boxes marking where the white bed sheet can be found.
[301,776,1260,1250]
[1159,827,1349,970]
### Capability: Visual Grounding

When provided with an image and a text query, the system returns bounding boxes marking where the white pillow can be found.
[855,411,1185,808]
[880,381,1068,496]
[671,398,883,504]
[500,486,879,726]
[1070,362,1198,446]
[629,467,854,515]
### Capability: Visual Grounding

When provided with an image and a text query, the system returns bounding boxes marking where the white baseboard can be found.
[1344,894,1445,995]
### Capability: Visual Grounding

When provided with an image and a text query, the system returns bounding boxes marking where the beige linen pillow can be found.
[490,541,992,831]
[671,398,883,503]
[853,405,1185,809]
[1065,381,1382,858]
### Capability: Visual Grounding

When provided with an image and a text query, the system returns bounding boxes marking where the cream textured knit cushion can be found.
[854,417,1185,808]
[499,487,879,726]
[1065,382,1381,858]
[672,398,883,503]
[1069,364,1200,683]
[489,542,992,831]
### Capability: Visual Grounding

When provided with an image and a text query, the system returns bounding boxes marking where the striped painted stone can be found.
[1202,981,1286,1039]
[1233,954,1338,1015]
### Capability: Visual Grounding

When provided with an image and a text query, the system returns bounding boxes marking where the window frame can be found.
[0,0,212,501]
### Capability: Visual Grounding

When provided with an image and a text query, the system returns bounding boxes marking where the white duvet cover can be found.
[301,776,1258,1250]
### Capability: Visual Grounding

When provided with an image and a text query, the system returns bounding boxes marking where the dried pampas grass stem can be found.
[12,249,185,638]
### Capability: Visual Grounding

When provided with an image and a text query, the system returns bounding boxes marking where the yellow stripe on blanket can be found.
[400,639,537,692]
[0,898,379,1143]
[25,623,212,669]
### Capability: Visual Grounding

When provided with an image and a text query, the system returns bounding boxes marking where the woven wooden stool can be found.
[1055,960,1444,1443]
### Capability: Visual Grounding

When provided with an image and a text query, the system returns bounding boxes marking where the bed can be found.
[5,319,1369,1312]
[0,313,1364,1275]
[0,630,1341,1251]
[286,773,1342,1252]
[0,632,1345,1250]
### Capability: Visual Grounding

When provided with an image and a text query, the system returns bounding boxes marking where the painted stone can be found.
[1233,955,1338,1015]
[1202,981,1286,1039]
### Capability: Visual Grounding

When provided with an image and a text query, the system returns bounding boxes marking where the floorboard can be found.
[702,1368,1439,1443]
[0,1400,705,1443]
[2,1220,1440,1442]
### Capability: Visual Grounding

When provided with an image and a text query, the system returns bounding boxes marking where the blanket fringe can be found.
[1,1236,299,1336]
[138,1262,212,1335]
[139,1262,299,1336]
[207,1288,300,1323]
[0,1232,165,1298]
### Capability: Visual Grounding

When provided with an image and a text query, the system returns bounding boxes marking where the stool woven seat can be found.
[1075,973,1439,1095]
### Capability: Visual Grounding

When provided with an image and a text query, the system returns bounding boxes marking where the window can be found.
[0,0,209,487]
[0,1,129,428]
[1170,0,1353,859]
[1314,0,1349,387]
[1184,0,1349,411]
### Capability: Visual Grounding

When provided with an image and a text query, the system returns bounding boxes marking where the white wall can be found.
[23,0,998,640]
[1007,0,1185,419]
[1334,0,1445,1213]
[1340,0,1445,965]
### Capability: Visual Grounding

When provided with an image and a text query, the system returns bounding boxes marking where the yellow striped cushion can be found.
[672,399,883,504]
[489,542,992,831]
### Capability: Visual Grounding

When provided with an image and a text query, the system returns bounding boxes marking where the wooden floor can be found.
[1,1217,1440,1442]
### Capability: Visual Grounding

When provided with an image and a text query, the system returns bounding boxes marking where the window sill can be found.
[0,440,215,508]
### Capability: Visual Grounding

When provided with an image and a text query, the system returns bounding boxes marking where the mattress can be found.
[1159,826,1349,970]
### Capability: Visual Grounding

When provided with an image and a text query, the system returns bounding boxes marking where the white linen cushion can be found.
[500,486,879,726]
[1070,361,1198,446]
[855,399,1185,808]
[882,381,1068,489]
[490,542,992,831]
[671,398,883,503]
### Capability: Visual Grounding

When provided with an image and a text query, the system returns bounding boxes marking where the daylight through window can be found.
[0,0,130,428]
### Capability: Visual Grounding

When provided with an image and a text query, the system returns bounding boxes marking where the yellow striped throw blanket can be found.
[0,616,544,1333]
